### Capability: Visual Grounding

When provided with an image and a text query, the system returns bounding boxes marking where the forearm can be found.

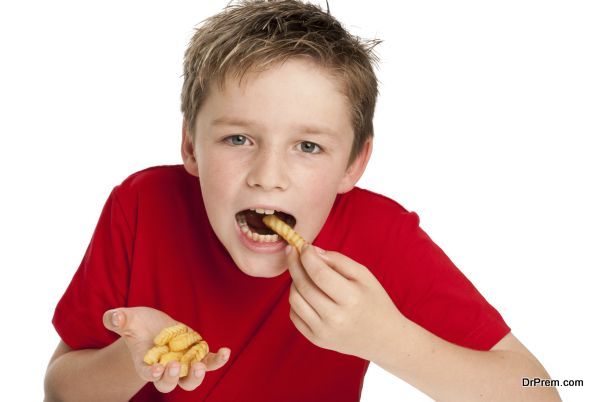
[44,338,147,402]
[371,316,561,402]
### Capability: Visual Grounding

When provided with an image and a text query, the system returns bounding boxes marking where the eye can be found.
[298,141,322,154]
[224,135,249,146]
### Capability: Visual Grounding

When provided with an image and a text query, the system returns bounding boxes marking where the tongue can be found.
[245,211,276,235]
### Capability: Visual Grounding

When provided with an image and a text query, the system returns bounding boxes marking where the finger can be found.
[123,357,167,384]
[288,246,332,315]
[289,307,315,341]
[202,347,231,371]
[139,363,166,382]
[178,361,207,391]
[294,244,349,306]
[289,283,320,328]
[154,361,181,393]
[102,308,139,338]
[309,246,365,281]
[102,308,127,336]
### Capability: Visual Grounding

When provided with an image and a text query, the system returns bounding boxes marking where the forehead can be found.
[199,58,353,137]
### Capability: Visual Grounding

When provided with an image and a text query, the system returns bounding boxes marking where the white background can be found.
[1,1,598,400]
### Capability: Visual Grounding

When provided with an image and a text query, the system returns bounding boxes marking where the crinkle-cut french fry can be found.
[153,323,188,346]
[262,215,305,252]
[169,330,202,352]
[145,324,210,378]
[181,341,210,363]
[159,351,184,365]
[143,345,169,365]
[178,361,189,378]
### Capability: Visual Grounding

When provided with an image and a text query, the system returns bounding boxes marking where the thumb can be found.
[102,308,129,335]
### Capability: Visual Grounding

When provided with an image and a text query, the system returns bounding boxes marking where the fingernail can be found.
[111,311,120,327]
[194,369,204,378]
[169,366,180,377]
[222,350,230,360]
[152,367,162,378]
[285,245,292,255]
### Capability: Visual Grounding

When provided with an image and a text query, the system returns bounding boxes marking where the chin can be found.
[234,254,288,278]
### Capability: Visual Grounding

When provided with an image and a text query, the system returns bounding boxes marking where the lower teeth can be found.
[237,215,280,243]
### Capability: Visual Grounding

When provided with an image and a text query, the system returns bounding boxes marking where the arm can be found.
[44,339,146,402]
[372,318,561,402]
[44,307,231,402]
[286,245,561,402]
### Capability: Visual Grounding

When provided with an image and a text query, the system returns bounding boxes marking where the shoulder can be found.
[319,187,428,286]
[112,164,196,201]
[116,164,193,193]
[322,187,422,263]
[109,164,200,222]
[338,186,420,231]
[344,187,408,210]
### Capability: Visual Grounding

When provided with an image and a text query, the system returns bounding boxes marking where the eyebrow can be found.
[210,116,339,137]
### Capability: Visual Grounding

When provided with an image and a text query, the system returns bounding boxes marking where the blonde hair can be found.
[181,0,382,165]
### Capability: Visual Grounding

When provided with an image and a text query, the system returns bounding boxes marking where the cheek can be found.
[306,156,347,187]
[196,150,241,210]
[300,166,344,209]
[198,147,239,183]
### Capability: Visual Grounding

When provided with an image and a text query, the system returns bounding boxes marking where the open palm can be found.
[103,306,231,393]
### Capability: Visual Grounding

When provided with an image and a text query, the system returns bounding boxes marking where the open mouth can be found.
[235,208,296,243]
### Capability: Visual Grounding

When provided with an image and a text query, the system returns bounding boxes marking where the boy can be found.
[44,1,560,401]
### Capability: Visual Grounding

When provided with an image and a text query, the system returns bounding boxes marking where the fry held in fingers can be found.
[262,214,305,252]
[143,324,210,378]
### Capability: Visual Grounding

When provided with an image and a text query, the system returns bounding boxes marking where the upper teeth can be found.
[251,208,275,215]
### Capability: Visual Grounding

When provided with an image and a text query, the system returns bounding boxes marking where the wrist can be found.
[366,308,413,367]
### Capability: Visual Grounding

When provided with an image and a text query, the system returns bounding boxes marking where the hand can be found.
[102,307,231,393]
[286,244,404,361]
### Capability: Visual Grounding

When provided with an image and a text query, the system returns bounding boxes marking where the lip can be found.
[234,216,288,253]
[237,204,296,220]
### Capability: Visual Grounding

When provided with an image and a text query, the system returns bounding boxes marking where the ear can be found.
[337,137,373,194]
[181,119,199,177]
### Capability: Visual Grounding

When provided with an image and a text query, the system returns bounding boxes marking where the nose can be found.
[246,148,289,191]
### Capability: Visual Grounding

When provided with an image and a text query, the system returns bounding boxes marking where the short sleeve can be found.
[384,211,510,351]
[52,186,133,349]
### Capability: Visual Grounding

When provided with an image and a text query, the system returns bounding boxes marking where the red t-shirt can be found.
[53,164,510,401]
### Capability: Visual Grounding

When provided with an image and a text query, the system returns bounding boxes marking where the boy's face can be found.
[183,58,371,277]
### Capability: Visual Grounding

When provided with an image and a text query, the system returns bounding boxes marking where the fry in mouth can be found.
[262,214,305,253]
